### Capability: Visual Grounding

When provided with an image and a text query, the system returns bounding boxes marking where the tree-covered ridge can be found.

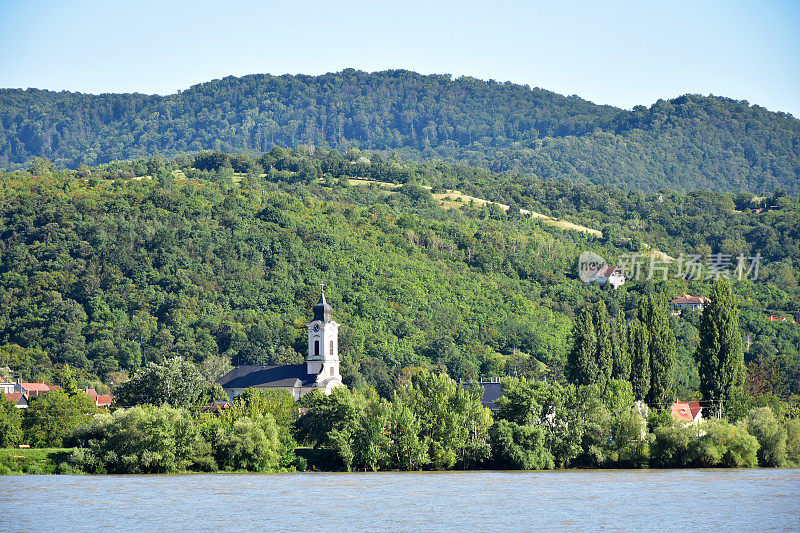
[0,151,798,402]
[2,70,799,194]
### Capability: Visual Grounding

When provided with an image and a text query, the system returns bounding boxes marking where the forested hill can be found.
[2,69,799,195]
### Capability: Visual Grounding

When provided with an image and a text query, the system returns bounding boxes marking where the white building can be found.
[217,288,343,400]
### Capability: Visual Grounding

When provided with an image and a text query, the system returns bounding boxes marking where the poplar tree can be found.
[646,294,676,408]
[594,301,613,390]
[696,280,745,414]
[612,308,630,381]
[629,318,650,401]
[567,307,597,386]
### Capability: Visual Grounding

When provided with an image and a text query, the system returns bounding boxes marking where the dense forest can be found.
[2,70,799,195]
[1,149,798,406]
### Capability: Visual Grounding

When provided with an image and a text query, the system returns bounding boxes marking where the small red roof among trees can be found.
[671,294,710,305]
[671,401,702,421]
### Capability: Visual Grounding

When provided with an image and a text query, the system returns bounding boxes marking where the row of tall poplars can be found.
[567,280,747,417]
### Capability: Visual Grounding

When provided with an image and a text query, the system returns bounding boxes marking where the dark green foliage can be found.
[114,357,209,408]
[696,280,746,413]
[611,308,630,381]
[567,307,597,386]
[629,319,650,401]
[594,301,613,391]
[2,71,799,195]
[643,295,676,409]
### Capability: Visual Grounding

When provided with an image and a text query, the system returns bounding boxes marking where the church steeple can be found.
[306,284,340,383]
[312,284,333,323]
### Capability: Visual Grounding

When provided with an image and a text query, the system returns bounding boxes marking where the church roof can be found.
[218,365,317,389]
[312,290,333,322]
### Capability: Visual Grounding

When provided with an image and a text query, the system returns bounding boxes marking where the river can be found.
[3,469,799,531]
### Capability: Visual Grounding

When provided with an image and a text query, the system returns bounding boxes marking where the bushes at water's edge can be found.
[294,370,800,471]
[66,390,305,474]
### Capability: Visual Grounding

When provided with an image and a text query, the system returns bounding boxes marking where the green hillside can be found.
[1,150,798,401]
[2,70,799,194]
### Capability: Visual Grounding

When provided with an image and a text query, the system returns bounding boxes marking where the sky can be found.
[1,0,799,116]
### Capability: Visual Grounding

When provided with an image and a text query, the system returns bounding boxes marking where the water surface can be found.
[4,469,799,531]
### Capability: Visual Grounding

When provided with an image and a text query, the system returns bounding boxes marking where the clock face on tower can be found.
[313,324,320,332]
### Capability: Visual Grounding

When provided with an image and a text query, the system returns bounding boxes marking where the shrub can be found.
[745,407,787,467]
[69,405,211,473]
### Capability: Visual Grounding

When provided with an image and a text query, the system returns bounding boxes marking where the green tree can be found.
[629,318,650,401]
[114,357,208,408]
[612,309,630,381]
[745,407,787,467]
[594,301,613,391]
[23,391,97,447]
[489,419,554,470]
[696,280,746,416]
[644,295,676,408]
[0,395,24,447]
[567,307,598,386]
[70,405,212,473]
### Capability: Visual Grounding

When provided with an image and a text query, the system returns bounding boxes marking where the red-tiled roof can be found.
[671,293,710,305]
[95,395,113,407]
[20,382,50,392]
[5,392,25,403]
[84,388,99,397]
[671,401,702,422]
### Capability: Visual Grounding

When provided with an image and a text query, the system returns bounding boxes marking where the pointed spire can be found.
[312,284,333,322]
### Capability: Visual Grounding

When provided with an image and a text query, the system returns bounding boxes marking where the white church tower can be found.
[306,284,341,386]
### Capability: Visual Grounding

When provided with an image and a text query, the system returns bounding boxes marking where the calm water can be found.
[3,470,800,532]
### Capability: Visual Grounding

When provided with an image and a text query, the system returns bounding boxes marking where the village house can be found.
[3,392,29,409]
[584,265,626,289]
[14,381,60,396]
[83,388,113,408]
[217,287,343,400]
[670,401,703,424]
[670,293,710,314]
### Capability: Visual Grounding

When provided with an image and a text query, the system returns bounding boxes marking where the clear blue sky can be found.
[1,0,798,116]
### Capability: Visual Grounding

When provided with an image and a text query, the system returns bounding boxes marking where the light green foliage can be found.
[394,370,492,469]
[23,391,97,447]
[297,371,490,471]
[69,405,211,473]
[785,419,800,467]
[211,415,282,472]
[696,280,746,414]
[220,388,299,467]
[114,357,208,408]
[651,420,759,468]
[0,395,23,447]
[495,379,584,467]
[745,407,787,467]
[489,419,554,470]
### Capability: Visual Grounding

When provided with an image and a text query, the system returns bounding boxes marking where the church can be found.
[217,287,343,400]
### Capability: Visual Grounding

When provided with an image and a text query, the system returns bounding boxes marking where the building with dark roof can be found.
[462,379,504,412]
[217,288,343,400]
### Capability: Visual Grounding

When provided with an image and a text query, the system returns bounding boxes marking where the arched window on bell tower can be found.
[314,340,319,356]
